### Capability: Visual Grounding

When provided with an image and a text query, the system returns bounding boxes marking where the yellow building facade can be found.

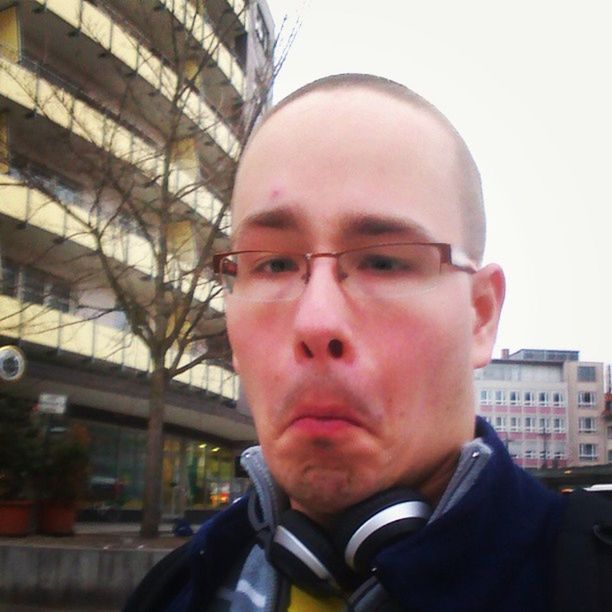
[0,0,274,516]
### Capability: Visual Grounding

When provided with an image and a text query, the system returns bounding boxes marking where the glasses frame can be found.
[212,242,478,299]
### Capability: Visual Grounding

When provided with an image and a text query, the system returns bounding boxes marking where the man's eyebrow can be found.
[232,206,300,243]
[343,214,435,241]
[231,207,436,244]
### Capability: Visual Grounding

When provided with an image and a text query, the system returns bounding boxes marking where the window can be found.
[578,392,596,407]
[479,389,492,405]
[523,391,535,406]
[553,418,566,433]
[537,392,549,407]
[510,416,521,432]
[552,392,565,407]
[509,390,520,406]
[524,417,536,433]
[21,266,46,305]
[579,444,598,461]
[578,417,597,433]
[494,416,507,432]
[3,261,71,313]
[608,450,612,462]
[607,426,612,440]
[47,276,71,313]
[577,366,596,382]
[524,449,536,459]
[1,258,18,297]
[553,449,566,460]
[538,417,550,433]
[494,390,505,405]
[254,6,271,53]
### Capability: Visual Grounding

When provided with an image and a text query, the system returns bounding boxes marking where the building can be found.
[0,0,274,516]
[604,365,612,464]
[475,349,608,470]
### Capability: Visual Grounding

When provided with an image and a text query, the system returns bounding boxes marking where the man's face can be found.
[227,89,500,519]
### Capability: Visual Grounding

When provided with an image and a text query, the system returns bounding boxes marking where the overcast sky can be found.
[265,0,611,369]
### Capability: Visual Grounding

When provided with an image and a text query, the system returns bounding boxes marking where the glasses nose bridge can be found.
[303,251,343,283]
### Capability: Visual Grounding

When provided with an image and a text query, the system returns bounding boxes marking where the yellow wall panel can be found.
[0,6,20,62]
[0,114,9,174]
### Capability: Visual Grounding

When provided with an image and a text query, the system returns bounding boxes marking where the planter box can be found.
[0,500,34,536]
[38,501,77,536]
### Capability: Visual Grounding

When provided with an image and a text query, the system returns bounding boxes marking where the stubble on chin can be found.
[279,460,372,522]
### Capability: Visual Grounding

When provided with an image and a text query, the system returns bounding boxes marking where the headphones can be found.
[251,488,432,596]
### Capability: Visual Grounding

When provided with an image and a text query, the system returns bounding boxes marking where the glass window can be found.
[578,391,596,407]
[254,6,270,52]
[510,416,521,432]
[538,392,549,407]
[578,443,597,461]
[538,417,550,433]
[494,390,505,405]
[47,276,71,313]
[578,417,597,433]
[577,366,596,382]
[552,392,565,407]
[480,389,492,405]
[494,416,507,432]
[553,418,566,433]
[524,391,535,406]
[21,266,45,304]
[509,390,520,405]
[524,417,536,432]
[1,258,18,297]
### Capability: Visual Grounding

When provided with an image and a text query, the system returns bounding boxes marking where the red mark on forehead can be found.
[269,187,283,200]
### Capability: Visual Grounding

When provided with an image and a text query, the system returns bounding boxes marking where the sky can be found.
[265,0,611,367]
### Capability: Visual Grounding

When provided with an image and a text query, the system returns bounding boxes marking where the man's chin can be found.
[281,466,379,522]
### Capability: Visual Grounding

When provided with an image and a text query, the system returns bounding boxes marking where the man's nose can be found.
[292,258,353,362]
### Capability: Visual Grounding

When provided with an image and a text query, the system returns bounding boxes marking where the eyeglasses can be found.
[212,242,478,302]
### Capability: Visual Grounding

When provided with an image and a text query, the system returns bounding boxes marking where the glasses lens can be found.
[221,252,306,301]
[340,243,442,297]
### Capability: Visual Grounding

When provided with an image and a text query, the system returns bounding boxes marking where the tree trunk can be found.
[140,360,166,537]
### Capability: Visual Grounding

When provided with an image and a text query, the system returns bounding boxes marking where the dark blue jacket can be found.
[127,418,570,611]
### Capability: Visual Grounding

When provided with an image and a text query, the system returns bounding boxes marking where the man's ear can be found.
[471,263,506,369]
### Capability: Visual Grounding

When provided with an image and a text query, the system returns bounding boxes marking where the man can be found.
[125,74,611,611]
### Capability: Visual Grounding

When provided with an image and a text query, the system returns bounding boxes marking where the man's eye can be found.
[358,255,414,273]
[253,256,300,274]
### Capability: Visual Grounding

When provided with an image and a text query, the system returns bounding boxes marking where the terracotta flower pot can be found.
[38,500,77,536]
[0,500,34,536]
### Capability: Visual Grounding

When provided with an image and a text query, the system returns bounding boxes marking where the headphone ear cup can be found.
[268,509,356,595]
[334,488,431,573]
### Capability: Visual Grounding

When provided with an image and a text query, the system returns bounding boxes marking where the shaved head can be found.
[243,73,486,264]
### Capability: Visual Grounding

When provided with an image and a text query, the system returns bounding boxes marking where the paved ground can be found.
[0,522,196,610]
[0,521,195,551]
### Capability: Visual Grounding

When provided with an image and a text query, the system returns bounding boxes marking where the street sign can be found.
[38,393,68,415]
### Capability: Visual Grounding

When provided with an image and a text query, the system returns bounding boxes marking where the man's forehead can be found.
[231,86,463,248]
[249,86,443,148]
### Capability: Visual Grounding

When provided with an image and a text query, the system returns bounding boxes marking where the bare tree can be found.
[0,0,298,536]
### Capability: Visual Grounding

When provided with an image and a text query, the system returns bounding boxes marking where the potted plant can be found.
[37,424,90,535]
[0,396,42,536]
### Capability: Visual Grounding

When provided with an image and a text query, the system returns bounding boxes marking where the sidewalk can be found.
[14,520,195,550]
[1,522,193,551]
[0,521,199,610]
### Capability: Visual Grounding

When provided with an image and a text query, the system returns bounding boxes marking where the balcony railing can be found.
[0,293,238,400]
[0,57,228,224]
